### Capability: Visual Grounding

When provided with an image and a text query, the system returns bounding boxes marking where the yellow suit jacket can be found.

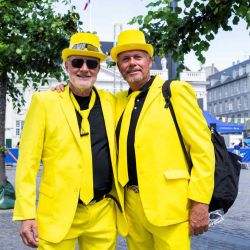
[13,86,127,242]
[116,76,215,226]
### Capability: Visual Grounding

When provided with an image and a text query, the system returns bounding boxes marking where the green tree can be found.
[0,0,82,187]
[130,0,250,71]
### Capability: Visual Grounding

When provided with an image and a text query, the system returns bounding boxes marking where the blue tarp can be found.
[228,148,250,163]
[5,148,18,164]
[202,111,244,134]
[244,139,250,147]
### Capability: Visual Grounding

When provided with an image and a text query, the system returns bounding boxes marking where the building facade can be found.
[207,59,250,126]
[5,41,209,147]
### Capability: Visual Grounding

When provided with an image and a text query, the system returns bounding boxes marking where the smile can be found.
[127,70,140,74]
[77,74,91,79]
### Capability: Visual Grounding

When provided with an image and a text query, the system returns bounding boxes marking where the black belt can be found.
[78,192,122,212]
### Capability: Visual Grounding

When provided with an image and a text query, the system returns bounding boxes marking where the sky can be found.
[57,0,250,71]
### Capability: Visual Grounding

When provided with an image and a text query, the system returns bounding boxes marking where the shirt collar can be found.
[127,76,155,96]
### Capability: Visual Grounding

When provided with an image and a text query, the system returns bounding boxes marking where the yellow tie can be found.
[70,90,96,204]
[118,91,141,186]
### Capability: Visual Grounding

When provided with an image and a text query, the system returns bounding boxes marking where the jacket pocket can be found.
[163,170,190,180]
[39,182,54,198]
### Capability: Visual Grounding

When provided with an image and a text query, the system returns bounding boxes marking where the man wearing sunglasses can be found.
[13,33,127,250]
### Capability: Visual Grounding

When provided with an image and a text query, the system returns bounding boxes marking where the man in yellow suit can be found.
[13,33,127,250]
[111,30,215,250]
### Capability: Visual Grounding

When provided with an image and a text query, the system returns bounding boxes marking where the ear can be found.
[148,56,153,69]
[64,61,69,72]
[96,64,101,73]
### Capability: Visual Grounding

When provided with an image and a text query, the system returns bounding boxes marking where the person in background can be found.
[111,29,215,250]
[13,32,127,250]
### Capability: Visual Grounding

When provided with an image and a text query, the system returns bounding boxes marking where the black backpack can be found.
[162,80,242,214]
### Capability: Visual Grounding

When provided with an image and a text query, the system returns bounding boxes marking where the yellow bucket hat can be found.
[110,30,154,62]
[62,32,107,62]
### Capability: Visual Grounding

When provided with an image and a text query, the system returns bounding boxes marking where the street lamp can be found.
[167,1,179,80]
[113,23,123,93]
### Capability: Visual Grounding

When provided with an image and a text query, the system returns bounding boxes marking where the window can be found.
[225,100,228,112]
[231,84,235,96]
[244,96,248,109]
[218,89,222,99]
[237,98,241,110]
[208,92,211,102]
[16,120,24,136]
[219,102,222,113]
[235,82,240,93]
[212,103,215,114]
[224,86,228,97]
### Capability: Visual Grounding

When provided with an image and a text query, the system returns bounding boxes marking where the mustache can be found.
[126,67,141,74]
[76,73,90,77]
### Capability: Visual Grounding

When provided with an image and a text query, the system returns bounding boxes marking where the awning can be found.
[202,111,244,133]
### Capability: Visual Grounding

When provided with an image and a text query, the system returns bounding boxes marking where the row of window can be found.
[208,78,249,101]
[16,120,24,136]
[208,95,249,115]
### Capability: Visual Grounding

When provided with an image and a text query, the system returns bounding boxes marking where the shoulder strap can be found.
[162,80,193,172]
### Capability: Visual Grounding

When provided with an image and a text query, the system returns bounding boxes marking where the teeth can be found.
[77,75,88,78]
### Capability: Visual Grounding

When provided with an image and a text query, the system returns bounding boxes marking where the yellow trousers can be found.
[125,188,191,250]
[38,198,117,250]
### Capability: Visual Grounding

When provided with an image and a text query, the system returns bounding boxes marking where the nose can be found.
[129,57,137,65]
[79,61,89,71]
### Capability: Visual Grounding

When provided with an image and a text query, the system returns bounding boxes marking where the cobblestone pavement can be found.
[1,167,250,250]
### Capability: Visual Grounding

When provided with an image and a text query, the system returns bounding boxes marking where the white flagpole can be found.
[89,1,92,32]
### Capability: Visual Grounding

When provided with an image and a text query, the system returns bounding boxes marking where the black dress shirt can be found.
[74,89,113,195]
[116,76,155,185]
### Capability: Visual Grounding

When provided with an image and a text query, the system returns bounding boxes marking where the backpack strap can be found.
[162,80,193,172]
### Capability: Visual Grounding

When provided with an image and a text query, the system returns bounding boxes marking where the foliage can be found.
[106,60,117,68]
[0,0,82,186]
[0,0,82,111]
[0,146,6,154]
[129,0,250,71]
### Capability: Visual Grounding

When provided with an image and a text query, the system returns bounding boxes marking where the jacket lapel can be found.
[58,85,83,152]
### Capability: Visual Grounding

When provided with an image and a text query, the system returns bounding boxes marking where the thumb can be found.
[31,224,39,242]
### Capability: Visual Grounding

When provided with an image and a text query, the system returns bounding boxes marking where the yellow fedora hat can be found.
[62,32,107,62]
[110,30,154,62]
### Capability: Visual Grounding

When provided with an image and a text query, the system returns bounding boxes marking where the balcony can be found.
[180,71,206,82]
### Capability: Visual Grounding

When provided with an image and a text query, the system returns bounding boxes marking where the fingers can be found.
[51,83,66,92]
[20,220,39,248]
[189,221,208,236]
[189,201,209,237]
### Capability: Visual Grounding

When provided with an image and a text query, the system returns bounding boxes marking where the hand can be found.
[51,83,66,92]
[189,201,209,236]
[20,219,39,248]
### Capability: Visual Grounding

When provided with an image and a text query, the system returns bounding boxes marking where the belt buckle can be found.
[128,185,139,193]
[89,199,97,205]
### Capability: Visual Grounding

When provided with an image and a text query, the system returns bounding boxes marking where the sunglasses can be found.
[71,43,99,52]
[69,58,99,69]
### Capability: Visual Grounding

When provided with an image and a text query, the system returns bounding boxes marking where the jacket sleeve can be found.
[171,81,215,204]
[13,93,45,220]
